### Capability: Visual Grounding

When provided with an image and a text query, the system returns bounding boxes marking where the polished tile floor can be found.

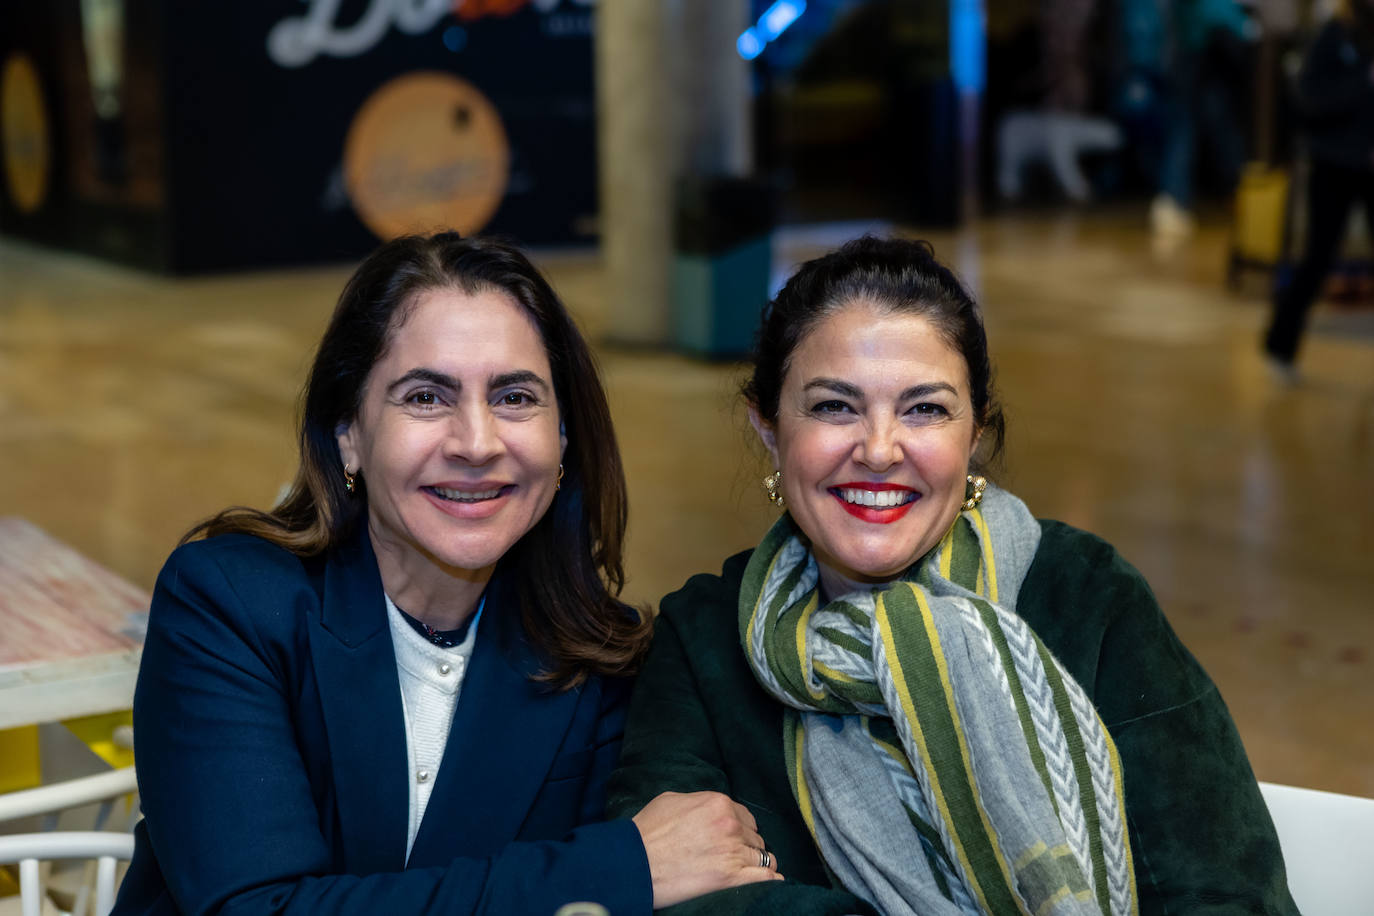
[2,208,1371,796]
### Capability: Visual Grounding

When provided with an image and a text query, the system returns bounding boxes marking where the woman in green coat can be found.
[608,237,1297,915]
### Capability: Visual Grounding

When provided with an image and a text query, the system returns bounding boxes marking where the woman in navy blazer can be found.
[114,234,783,914]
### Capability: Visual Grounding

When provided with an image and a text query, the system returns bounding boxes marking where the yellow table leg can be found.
[0,725,41,794]
[0,725,40,894]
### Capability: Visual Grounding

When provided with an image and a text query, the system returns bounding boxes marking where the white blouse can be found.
[384,593,481,861]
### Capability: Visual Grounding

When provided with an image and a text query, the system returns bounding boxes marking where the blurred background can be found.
[1,0,1371,808]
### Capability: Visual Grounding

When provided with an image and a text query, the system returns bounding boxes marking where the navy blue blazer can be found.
[113,527,652,915]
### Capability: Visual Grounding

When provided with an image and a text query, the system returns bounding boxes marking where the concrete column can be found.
[595,0,752,346]
[671,0,752,177]
[596,0,676,346]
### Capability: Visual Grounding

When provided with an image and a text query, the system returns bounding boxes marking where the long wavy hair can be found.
[187,232,651,686]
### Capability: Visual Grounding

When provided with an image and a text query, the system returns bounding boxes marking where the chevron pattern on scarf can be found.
[741,485,1137,916]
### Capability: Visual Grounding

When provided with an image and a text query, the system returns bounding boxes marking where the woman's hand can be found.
[632,790,783,908]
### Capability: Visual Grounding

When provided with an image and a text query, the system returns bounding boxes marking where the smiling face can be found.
[751,301,981,598]
[336,286,565,613]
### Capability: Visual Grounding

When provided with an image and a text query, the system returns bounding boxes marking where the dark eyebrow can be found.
[900,382,958,400]
[386,368,458,394]
[385,368,552,397]
[802,378,959,400]
[803,378,863,399]
[490,370,551,393]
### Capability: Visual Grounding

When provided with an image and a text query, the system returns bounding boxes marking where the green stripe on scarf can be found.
[871,720,959,900]
[1038,643,1110,914]
[1015,844,1094,910]
[976,601,1059,811]
[875,587,1024,915]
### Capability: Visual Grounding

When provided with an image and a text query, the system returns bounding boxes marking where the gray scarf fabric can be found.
[740,484,1137,916]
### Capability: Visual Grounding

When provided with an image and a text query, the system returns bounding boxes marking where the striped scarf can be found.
[739,485,1137,916]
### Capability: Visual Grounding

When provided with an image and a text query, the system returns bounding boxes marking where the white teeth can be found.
[837,488,914,508]
[431,486,502,502]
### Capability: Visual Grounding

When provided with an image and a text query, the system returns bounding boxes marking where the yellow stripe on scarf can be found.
[814,660,861,686]
[746,548,826,702]
[938,525,955,581]
[1013,840,1049,872]
[1107,731,1140,915]
[876,591,1021,915]
[795,592,825,701]
[968,506,1000,604]
[869,727,915,777]
[911,587,1028,914]
[1035,887,1073,916]
[793,718,817,841]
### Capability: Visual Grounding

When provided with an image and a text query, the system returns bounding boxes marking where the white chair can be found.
[0,832,134,916]
[0,767,138,830]
[1259,781,1374,915]
[0,768,139,915]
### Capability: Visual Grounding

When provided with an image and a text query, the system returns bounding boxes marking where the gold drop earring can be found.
[763,470,784,509]
[962,474,986,511]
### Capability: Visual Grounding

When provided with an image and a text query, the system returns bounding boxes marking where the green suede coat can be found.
[607,520,1298,915]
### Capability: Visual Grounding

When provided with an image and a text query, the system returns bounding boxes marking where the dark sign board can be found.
[1,0,597,272]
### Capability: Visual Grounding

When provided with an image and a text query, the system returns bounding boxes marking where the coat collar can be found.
[309,527,582,872]
[309,524,408,874]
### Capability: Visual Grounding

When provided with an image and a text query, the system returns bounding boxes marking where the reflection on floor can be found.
[2,209,1371,796]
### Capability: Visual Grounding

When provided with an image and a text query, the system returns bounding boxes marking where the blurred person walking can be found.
[1263,0,1374,376]
[1150,0,1256,239]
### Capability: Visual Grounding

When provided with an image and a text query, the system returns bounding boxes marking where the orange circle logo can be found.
[343,72,510,240]
[1,53,51,214]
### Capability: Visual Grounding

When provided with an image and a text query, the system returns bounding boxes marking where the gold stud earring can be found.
[962,474,987,511]
[343,465,357,494]
[556,464,564,492]
[763,470,784,508]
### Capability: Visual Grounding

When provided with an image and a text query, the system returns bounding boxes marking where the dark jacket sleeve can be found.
[118,539,650,916]
[1024,522,1297,915]
[1295,21,1374,125]
[607,557,876,916]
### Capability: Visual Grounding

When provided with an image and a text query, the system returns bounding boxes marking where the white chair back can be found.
[0,832,134,916]
[1259,781,1374,915]
[0,768,140,915]
[0,768,138,826]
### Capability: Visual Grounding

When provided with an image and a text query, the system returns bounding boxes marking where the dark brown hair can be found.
[188,232,650,686]
[743,235,1005,472]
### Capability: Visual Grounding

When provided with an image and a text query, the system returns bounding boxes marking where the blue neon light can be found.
[737,0,806,60]
[737,28,765,61]
[759,0,805,40]
[950,0,985,92]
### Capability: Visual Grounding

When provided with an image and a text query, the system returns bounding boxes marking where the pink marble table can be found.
[0,518,148,730]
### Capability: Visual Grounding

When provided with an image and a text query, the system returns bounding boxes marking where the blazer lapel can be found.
[308,527,410,875]
[406,571,580,868]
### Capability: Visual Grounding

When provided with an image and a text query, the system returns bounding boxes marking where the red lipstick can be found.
[830,483,917,524]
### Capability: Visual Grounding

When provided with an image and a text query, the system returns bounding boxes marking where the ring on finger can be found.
[759,849,772,869]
